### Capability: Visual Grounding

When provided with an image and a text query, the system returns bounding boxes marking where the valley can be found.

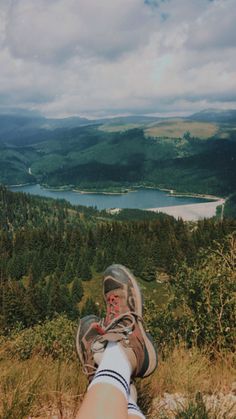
[0,110,236,198]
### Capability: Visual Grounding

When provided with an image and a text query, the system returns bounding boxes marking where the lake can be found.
[10,184,210,210]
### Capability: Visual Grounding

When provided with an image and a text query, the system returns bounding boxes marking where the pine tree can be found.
[81,297,99,317]
[94,249,106,272]
[23,276,39,326]
[71,278,84,304]
[81,260,92,281]
[2,281,26,328]
[47,275,69,318]
[70,278,83,319]
[62,260,75,283]
[7,254,25,280]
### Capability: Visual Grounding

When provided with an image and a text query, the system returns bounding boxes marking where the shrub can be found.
[145,235,236,352]
[3,315,77,361]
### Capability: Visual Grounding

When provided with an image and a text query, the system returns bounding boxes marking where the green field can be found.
[99,119,221,140]
[145,120,219,139]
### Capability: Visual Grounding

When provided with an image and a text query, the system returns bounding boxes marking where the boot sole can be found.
[76,314,99,367]
[76,321,84,366]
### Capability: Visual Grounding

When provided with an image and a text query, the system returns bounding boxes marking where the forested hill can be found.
[0,186,235,331]
[1,110,236,196]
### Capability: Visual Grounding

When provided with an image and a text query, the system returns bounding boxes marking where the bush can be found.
[3,315,77,361]
[145,235,236,352]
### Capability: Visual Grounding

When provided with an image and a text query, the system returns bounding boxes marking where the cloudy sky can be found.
[0,0,235,117]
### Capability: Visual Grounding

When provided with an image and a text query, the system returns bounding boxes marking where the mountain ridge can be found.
[0,109,236,197]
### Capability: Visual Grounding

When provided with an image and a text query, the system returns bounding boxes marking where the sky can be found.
[0,0,236,118]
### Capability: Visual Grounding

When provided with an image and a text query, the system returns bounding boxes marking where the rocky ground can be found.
[151,386,236,418]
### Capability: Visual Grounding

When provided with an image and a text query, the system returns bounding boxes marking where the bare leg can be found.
[76,383,128,419]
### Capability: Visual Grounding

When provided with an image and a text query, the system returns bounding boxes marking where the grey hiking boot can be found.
[101,264,157,378]
[76,315,105,382]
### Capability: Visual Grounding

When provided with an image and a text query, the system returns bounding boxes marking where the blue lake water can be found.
[10,184,210,210]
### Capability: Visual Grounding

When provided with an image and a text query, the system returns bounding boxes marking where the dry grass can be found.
[0,347,235,418]
[0,358,87,418]
[140,346,236,418]
[151,345,235,396]
[145,120,219,139]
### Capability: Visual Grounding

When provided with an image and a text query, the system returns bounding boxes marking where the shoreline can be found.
[108,199,225,220]
[72,188,132,195]
[9,182,224,201]
[7,182,35,188]
[147,199,225,221]
[9,183,225,220]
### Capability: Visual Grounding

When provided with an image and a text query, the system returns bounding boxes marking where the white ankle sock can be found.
[89,341,131,399]
[128,394,146,419]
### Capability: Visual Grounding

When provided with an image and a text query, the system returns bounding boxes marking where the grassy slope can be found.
[0,330,234,418]
[145,120,219,139]
[99,118,221,139]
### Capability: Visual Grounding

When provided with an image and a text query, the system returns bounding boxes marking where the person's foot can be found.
[76,315,105,381]
[101,264,157,378]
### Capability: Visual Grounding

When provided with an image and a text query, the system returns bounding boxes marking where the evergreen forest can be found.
[0,186,235,338]
[0,186,235,417]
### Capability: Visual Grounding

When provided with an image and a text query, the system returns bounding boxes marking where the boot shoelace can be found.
[105,293,121,322]
[94,312,142,348]
[83,312,143,377]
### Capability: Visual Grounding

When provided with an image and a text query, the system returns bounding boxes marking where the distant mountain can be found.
[0,114,100,148]
[43,116,95,129]
[0,114,93,137]
[0,108,236,196]
[188,109,236,123]
[0,113,161,146]
[97,115,161,125]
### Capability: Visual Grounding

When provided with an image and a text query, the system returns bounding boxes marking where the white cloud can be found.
[187,0,236,49]
[6,0,156,63]
[0,0,235,116]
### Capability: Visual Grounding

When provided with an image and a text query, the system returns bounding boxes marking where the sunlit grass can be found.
[145,120,219,139]
[0,358,87,419]
[1,346,234,418]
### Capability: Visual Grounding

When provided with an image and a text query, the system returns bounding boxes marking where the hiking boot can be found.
[103,264,143,325]
[76,315,106,381]
[102,264,157,378]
